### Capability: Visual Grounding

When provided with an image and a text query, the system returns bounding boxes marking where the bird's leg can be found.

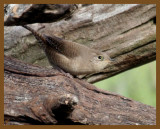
[53,65,73,78]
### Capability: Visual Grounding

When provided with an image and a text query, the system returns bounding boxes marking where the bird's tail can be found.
[22,25,46,45]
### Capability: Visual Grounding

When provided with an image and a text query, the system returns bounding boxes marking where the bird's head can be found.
[89,51,113,72]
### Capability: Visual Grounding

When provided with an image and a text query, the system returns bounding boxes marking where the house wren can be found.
[22,25,112,76]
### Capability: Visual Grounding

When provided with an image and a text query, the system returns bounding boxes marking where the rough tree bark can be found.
[4,4,156,125]
[4,56,156,125]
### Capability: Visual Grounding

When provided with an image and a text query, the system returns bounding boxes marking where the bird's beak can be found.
[110,58,115,62]
[105,58,114,63]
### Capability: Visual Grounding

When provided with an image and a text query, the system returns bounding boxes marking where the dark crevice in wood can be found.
[4,69,60,77]
[4,115,45,125]
[52,104,83,125]
[153,17,156,24]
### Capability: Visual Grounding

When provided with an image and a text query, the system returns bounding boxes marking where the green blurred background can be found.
[94,61,156,107]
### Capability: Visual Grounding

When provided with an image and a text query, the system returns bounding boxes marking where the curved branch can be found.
[4,56,156,125]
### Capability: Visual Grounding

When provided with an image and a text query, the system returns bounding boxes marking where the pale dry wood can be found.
[4,4,156,83]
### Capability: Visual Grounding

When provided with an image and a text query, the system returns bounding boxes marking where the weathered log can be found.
[4,56,156,125]
[4,4,156,83]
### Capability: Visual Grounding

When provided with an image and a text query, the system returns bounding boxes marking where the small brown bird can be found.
[22,25,112,76]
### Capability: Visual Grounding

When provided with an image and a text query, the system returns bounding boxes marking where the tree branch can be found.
[4,56,156,125]
[4,4,156,83]
[4,4,78,26]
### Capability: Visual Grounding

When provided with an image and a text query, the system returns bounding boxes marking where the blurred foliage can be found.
[94,61,156,107]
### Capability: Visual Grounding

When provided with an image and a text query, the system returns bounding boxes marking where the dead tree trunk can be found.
[4,4,156,125]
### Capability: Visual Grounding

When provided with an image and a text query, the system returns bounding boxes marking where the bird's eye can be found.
[98,55,104,61]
